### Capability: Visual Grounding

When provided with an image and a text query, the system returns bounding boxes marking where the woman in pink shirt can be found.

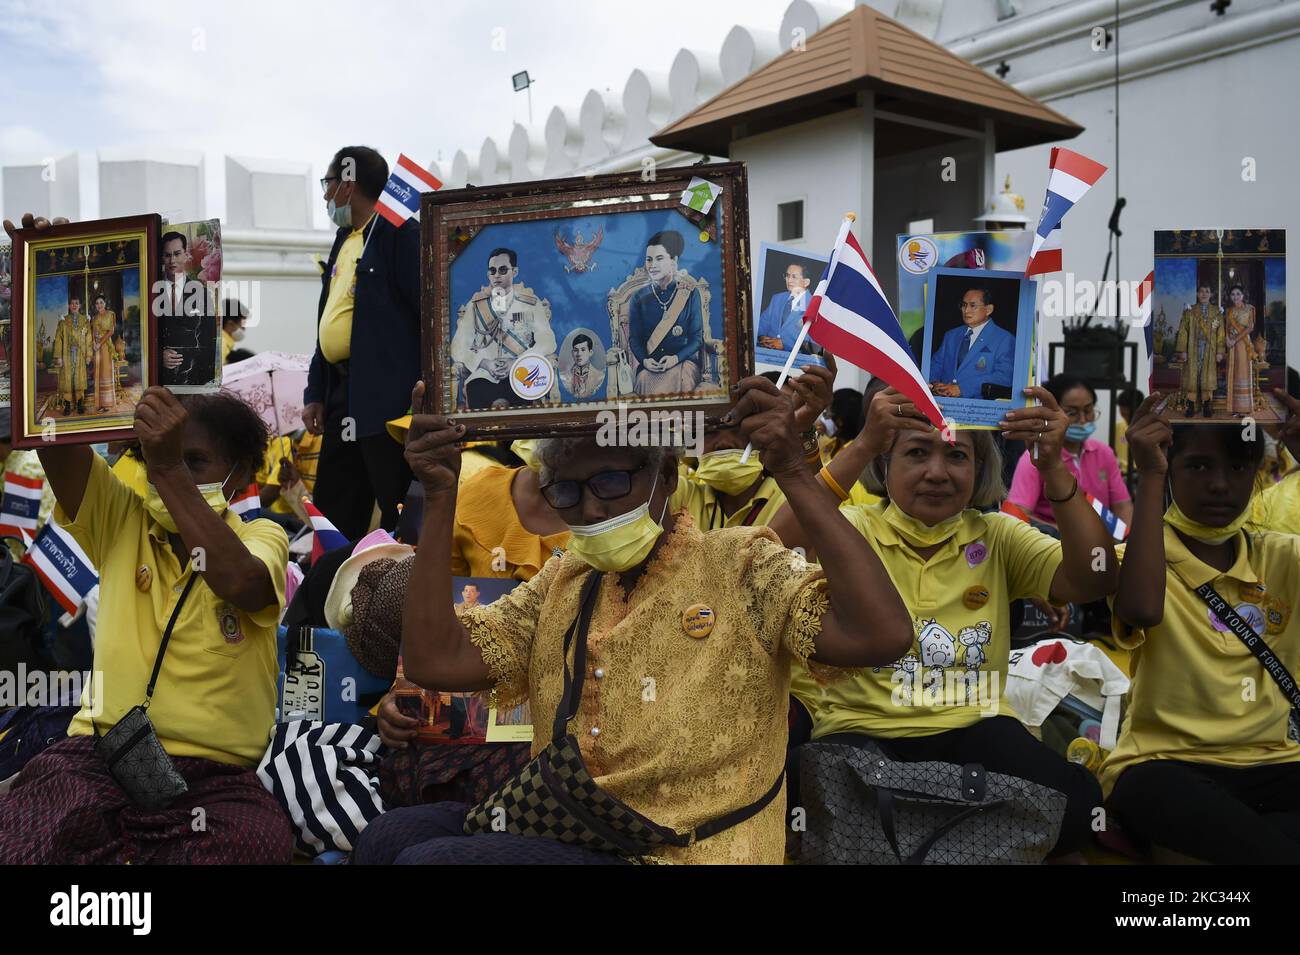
[1008,375,1133,528]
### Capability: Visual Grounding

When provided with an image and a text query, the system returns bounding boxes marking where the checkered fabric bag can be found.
[796,739,1066,865]
[464,569,782,857]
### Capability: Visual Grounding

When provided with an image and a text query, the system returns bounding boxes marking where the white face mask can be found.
[231,327,246,342]
[327,196,352,229]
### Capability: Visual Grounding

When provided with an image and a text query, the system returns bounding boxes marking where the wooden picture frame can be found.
[420,162,752,438]
[10,214,161,448]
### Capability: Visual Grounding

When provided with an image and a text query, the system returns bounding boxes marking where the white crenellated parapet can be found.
[450,149,477,189]
[1,153,80,222]
[578,89,626,168]
[719,25,783,86]
[668,47,725,118]
[779,0,851,51]
[620,69,673,153]
[98,147,205,223]
[478,137,507,186]
[508,122,547,183]
[543,105,580,177]
[224,155,313,230]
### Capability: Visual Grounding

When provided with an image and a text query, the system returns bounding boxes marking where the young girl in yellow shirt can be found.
[1106,393,1300,862]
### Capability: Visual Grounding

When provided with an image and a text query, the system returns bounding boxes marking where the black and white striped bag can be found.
[257,720,386,856]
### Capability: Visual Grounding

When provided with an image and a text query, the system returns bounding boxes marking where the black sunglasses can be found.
[539,464,647,509]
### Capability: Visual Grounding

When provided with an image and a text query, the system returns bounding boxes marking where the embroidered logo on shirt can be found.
[1209,602,1265,635]
[218,604,245,646]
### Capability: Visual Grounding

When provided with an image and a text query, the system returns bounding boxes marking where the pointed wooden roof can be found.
[652,5,1082,156]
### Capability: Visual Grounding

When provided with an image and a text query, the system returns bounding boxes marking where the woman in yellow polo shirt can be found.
[1103,395,1300,863]
[772,384,1117,857]
[0,387,291,864]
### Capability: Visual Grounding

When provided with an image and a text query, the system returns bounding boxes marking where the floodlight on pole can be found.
[512,70,534,125]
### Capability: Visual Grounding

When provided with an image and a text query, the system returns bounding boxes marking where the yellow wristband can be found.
[819,466,850,502]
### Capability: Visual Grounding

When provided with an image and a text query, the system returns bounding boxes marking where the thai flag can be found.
[21,519,99,615]
[1025,147,1107,277]
[802,217,946,430]
[1088,492,1129,541]
[1136,270,1155,390]
[0,473,44,537]
[375,154,442,228]
[230,484,262,522]
[304,501,349,565]
[1025,223,1062,277]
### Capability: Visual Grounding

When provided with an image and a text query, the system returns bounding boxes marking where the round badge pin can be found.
[962,585,990,610]
[135,565,152,593]
[509,354,554,401]
[966,541,988,568]
[1240,581,1267,604]
[698,230,710,242]
[682,604,715,639]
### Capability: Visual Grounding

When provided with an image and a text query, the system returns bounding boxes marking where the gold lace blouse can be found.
[461,511,833,864]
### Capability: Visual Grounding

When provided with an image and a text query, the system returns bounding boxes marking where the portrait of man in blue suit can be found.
[756,261,812,351]
[928,284,1015,399]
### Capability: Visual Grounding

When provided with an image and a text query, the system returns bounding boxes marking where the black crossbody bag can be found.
[93,572,199,810]
[1195,581,1300,739]
[464,569,784,857]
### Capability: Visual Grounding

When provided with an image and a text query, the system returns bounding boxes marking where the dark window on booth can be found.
[778,200,804,241]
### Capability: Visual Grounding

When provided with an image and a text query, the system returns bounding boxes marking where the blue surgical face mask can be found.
[1066,422,1096,443]
[327,196,352,229]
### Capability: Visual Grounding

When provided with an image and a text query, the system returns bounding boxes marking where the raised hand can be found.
[404,380,463,495]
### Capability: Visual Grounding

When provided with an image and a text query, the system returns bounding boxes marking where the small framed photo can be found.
[421,163,752,437]
[920,268,1036,428]
[9,215,161,447]
[157,219,223,393]
[1,242,13,409]
[753,242,828,370]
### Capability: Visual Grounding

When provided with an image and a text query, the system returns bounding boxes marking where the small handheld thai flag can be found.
[375,154,442,228]
[230,484,262,522]
[1025,223,1062,277]
[304,501,349,564]
[1025,148,1107,277]
[0,473,44,538]
[1136,270,1155,390]
[1088,492,1129,541]
[22,519,99,615]
[802,217,947,431]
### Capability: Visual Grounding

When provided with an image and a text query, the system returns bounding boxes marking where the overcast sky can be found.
[0,0,794,224]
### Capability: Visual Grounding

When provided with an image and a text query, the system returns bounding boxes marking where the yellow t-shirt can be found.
[222,329,236,363]
[670,473,788,530]
[110,452,150,499]
[254,435,296,515]
[800,502,1062,738]
[1099,527,1300,797]
[1248,470,1300,534]
[318,214,372,364]
[1114,416,1130,473]
[62,454,288,767]
[451,465,569,580]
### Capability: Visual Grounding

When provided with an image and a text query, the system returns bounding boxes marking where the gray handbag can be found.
[796,739,1066,865]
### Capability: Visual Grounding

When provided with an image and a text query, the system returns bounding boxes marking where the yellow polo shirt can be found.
[62,454,288,767]
[800,502,1062,738]
[1249,470,1300,534]
[670,473,787,530]
[1099,527,1300,798]
[222,329,236,363]
[318,214,373,364]
[110,452,149,499]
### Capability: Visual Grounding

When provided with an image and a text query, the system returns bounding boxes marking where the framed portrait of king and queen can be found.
[421,164,752,436]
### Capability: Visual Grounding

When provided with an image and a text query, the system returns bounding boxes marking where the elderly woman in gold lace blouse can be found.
[352,376,914,865]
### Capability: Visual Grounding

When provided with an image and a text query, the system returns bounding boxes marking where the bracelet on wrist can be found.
[1045,475,1078,504]
[818,466,851,502]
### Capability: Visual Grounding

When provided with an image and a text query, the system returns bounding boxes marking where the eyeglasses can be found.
[487,266,513,276]
[320,176,339,195]
[539,465,646,509]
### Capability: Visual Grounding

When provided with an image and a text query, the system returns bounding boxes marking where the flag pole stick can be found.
[739,320,812,464]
